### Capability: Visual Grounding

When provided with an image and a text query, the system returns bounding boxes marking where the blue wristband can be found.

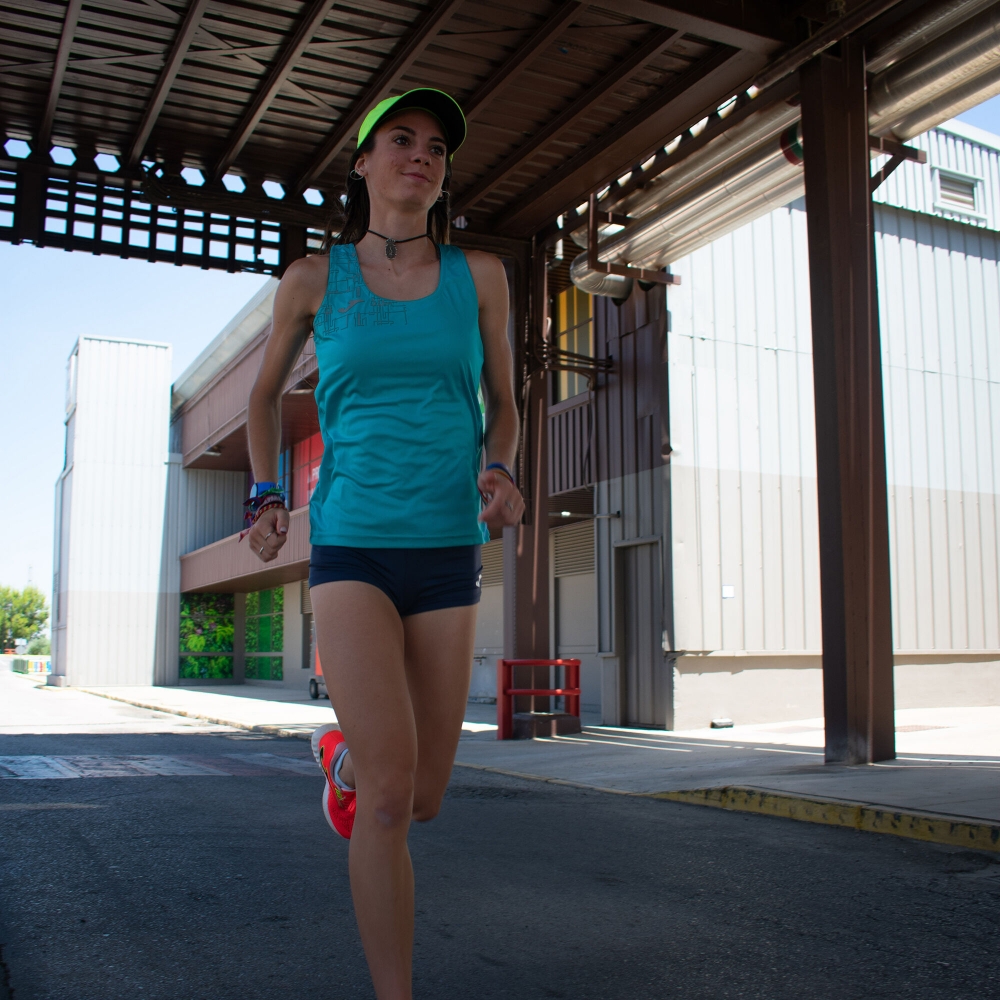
[248,481,277,498]
[485,462,516,485]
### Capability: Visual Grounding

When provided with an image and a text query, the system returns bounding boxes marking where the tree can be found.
[0,586,49,649]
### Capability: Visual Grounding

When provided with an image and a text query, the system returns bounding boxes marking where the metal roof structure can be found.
[0,0,874,271]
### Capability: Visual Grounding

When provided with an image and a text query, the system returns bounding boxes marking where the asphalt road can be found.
[1,731,998,1000]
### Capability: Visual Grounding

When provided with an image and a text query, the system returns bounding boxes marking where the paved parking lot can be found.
[1,729,998,1000]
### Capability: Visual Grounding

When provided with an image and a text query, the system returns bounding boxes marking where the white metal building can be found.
[663,118,1000,727]
[51,336,172,686]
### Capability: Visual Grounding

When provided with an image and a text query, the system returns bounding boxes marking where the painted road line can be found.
[0,756,83,779]
[125,756,231,776]
[653,786,1000,853]
[224,753,318,775]
[0,803,104,811]
[0,755,318,779]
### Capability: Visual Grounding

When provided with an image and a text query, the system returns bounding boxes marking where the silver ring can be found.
[259,544,265,555]
[264,531,273,541]
[505,501,514,511]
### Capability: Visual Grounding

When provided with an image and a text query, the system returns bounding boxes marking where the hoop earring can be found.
[349,168,363,181]
[437,189,449,202]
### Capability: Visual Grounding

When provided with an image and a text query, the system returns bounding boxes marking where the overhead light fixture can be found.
[203,445,222,457]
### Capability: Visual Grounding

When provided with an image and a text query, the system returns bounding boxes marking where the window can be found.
[934,168,984,218]
[553,286,593,402]
[179,593,234,679]
[292,432,324,508]
[245,587,283,680]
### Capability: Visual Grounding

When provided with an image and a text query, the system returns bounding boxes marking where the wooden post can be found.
[503,243,550,708]
[800,39,895,764]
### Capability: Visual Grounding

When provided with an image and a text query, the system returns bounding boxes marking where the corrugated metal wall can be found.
[874,123,1000,232]
[591,286,670,725]
[667,201,820,654]
[54,337,172,686]
[551,520,599,711]
[154,456,245,684]
[667,198,1000,659]
[877,204,1000,653]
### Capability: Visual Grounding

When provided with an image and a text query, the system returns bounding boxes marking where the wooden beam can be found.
[454,26,681,215]
[600,0,785,54]
[493,45,762,237]
[37,0,83,151]
[463,1,585,123]
[213,0,338,180]
[296,0,465,191]
[128,0,211,167]
[799,40,895,765]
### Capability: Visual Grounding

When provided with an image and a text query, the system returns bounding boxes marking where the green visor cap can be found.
[357,88,466,157]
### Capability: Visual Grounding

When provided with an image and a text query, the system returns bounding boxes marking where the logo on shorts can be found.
[476,573,482,589]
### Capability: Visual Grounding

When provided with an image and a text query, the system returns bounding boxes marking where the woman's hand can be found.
[477,469,525,529]
[248,506,290,562]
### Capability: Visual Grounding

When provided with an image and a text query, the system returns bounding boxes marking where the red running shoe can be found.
[311,723,355,839]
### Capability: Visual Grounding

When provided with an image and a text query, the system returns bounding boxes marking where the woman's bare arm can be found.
[465,250,525,528]
[246,254,327,561]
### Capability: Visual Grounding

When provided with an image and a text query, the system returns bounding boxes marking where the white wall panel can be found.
[877,204,1000,654]
[669,202,820,654]
[53,337,172,686]
[668,196,1000,660]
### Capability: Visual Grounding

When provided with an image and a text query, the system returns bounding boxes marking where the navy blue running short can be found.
[308,545,482,617]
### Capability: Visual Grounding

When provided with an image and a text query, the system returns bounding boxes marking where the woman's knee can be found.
[362,771,415,829]
[411,784,446,823]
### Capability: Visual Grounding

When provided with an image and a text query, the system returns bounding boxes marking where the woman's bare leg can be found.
[311,581,416,1000]
[333,603,478,809]
[402,605,478,821]
[311,583,479,999]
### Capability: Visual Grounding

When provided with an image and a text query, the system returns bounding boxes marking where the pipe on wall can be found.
[569,99,801,250]
[572,0,1000,294]
[868,4,1000,136]
[568,253,633,301]
[865,0,998,73]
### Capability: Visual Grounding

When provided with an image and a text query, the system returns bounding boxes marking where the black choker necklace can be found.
[367,230,429,260]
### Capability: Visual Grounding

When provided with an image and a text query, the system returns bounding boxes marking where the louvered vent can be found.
[301,578,312,615]
[481,539,504,587]
[553,521,595,577]
[937,171,978,211]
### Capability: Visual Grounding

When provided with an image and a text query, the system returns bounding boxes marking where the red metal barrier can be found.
[497,658,581,740]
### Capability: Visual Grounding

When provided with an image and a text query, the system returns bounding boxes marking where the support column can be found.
[800,39,895,764]
[503,244,549,705]
[13,161,44,245]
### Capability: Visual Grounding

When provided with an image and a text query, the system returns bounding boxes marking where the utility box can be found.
[51,336,172,687]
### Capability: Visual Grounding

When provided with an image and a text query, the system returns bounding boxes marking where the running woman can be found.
[244,88,524,999]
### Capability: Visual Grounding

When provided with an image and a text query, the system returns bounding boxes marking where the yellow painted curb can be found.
[653,786,1000,853]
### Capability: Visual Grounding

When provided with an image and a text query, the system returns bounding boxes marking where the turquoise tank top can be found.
[309,242,489,547]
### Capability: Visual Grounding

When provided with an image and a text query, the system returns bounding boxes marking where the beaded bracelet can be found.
[243,487,287,527]
[238,497,287,542]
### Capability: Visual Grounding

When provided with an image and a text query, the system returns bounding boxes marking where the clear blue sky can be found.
[1,97,999,599]
[0,249,268,592]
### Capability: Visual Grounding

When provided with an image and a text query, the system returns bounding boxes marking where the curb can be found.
[652,786,1000,853]
[454,762,999,853]
[69,693,1000,853]
[78,688,322,741]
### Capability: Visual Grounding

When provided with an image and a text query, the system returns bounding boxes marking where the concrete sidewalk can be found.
[77,682,998,850]
[80,683,497,739]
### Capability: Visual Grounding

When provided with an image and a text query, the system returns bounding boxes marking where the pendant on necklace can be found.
[384,238,397,260]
